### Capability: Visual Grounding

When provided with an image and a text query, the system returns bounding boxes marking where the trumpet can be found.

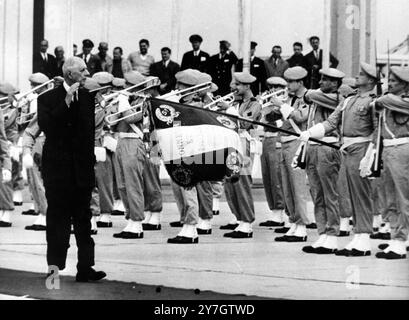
[15,88,53,125]
[14,79,55,101]
[258,88,288,108]
[105,100,145,126]
[203,92,235,110]
[159,82,213,102]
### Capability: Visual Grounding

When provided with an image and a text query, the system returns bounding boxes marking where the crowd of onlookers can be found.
[33,34,339,96]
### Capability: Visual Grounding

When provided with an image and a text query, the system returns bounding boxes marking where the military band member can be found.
[181,34,210,73]
[220,72,262,238]
[265,68,312,242]
[0,83,13,227]
[299,68,345,252]
[258,77,286,228]
[368,66,409,259]
[301,63,378,256]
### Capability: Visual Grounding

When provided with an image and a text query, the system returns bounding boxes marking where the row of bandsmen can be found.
[0,62,408,259]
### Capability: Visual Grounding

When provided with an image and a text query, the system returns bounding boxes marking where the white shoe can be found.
[128,221,143,234]
[99,214,111,223]
[312,234,327,248]
[33,214,46,226]
[321,235,338,250]
[271,210,283,223]
[285,223,297,236]
[353,234,371,252]
[148,212,161,225]
[212,198,220,212]
[123,220,133,232]
[197,218,212,230]
[379,222,391,234]
[384,240,406,255]
[236,222,252,233]
[142,211,152,224]
[373,215,383,230]
[114,200,125,212]
[1,210,11,223]
[13,190,23,203]
[344,234,359,250]
[293,224,307,238]
[178,224,198,238]
[340,217,352,232]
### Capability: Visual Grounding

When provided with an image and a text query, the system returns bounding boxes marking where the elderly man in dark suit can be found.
[38,56,106,282]
[181,34,210,73]
[76,39,102,76]
[264,45,289,79]
[33,39,58,79]
[304,36,339,89]
[150,47,180,94]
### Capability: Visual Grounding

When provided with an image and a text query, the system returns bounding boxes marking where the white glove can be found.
[9,145,20,162]
[359,143,375,178]
[226,106,239,116]
[22,153,34,169]
[298,131,311,143]
[2,169,11,182]
[94,147,106,162]
[103,135,118,153]
[299,123,326,143]
[117,94,131,113]
[280,103,295,120]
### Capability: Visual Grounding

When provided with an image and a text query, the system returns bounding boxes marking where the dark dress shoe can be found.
[25,224,46,231]
[275,235,307,242]
[338,231,350,237]
[335,249,351,256]
[76,268,106,282]
[22,209,39,216]
[315,247,337,254]
[13,201,23,206]
[113,231,143,239]
[143,223,161,231]
[111,210,124,216]
[169,221,183,228]
[220,223,239,230]
[0,221,12,227]
[167,236,198,244]
[375,251,406,260]
[259,220,284,227]
[197,228,212,235]
[370,232,391,240]
[97,221,112,228]
[306,223,317,229]
[91,229,98,235]
[350,249,371,257]
[378,243,389,250]
[212,210,220,216]
[274,227,290,234]
[223,231,253,238]
[302,245,318,253]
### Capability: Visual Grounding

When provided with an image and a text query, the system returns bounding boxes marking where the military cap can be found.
[82,39,94,48]
[343,77,357,88]
[124,71,145,85]
[319,68,345,79]
[92,72,114,85]
[0,82,17,95]
[196,72,218,91]
[28,73,50,85]
[390,66,409,83]
[112,78,126,88]
[360,62,377,79]
[189,34,203,43]
[220,40,230,46]
[266,76,288,87]
[284,67,308,81]
[234,72,256,84]
[83,78,101,91]
[175,69,203,86]
[250,41,258,49]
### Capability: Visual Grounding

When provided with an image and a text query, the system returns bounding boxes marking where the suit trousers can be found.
[143,158,162,213]
[261,137,285,211]
[45,185,94,272]
[280,140,310,225]
[306,145,341,236]
[383,143,409,241]
[115,137,146,222]
[26,163,47,215]
[342,142,374,234]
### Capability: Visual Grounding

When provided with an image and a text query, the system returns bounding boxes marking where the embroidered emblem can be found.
[216,116,237,129]
[155,105,180,125]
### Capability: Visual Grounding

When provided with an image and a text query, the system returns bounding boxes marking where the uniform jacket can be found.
[304,49,339,89]
[180,50,210,73]
[0,108,11,171]
[236,56,267,95]
[264,56,289,78]
[208,52,238,96]
[76,53,102,76]
[150,60,181,94]
[38,85,96,188]
[33,52,58,79]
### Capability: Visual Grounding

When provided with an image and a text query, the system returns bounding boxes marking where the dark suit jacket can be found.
[76,53,102,76]
[33,52,58,78]
[304,49,339,89]
[236,56,267,95]
[150,60,180,94]
[208,52,238,96]
[180,50,210,73]
[38,85,96,189]
[287,54,307,69]
[264,56,289,78]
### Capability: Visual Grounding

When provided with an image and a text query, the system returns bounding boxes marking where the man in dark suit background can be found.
[236,41,267,95]
[264,45,289,79]
[38,56,106,282]
[54,46,65,77]
[287,42,307,69]
[304,36,339,89]
[33,39,58,79]
[150,47,180,94]
[180,34,210,73]
[76,39,102,76]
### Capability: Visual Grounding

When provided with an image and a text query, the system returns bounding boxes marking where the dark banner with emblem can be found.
[148,98,244,188]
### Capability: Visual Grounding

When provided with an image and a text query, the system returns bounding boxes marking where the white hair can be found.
[62,56,85,77]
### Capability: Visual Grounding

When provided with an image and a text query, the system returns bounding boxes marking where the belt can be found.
[341,135,372,151]
[309,136,339,145]
[383,137,409,147]
[280,136,298,143]
[264,132,278,138]
[118,132,142,139]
